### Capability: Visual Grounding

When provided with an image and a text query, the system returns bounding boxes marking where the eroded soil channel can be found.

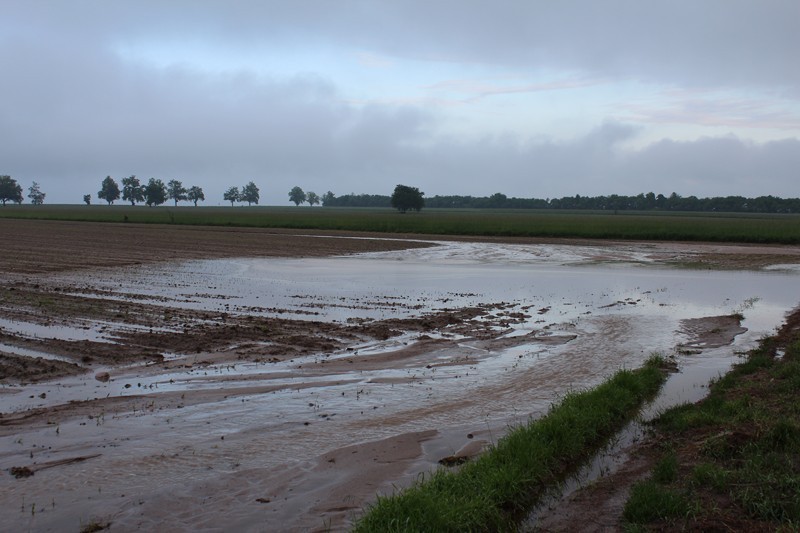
[1,221,799,532]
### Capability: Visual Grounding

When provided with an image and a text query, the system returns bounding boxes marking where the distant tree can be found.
[322,193,391,208]
[0,175,23,205]
[487,192,508,208]
[390,184,425,213]
[240,181,260,206]
[644,192,656,209]
[83,194,91,205]
[98,176,121,205]
[167,179,188,206]
[122,175,145,206]
[289,186,306,206]
[187,186,205,206]
[306,191,320,206]
[224,186,240,206]
[321,191,336,206]
[28,181,45,205]
[144,178,167,207]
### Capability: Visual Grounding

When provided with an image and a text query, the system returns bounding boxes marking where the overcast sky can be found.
[2,1,799,205]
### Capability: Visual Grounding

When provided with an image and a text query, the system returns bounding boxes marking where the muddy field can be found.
[1,219,799,531]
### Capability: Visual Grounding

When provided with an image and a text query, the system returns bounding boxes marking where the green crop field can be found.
[1,204,799,244]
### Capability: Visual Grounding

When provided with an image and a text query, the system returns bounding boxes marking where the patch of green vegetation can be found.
[2,205,800,243]
[36,296,55,308]
[353,357,668,532]
[623,450,693,526]
[623,479,693,525]
[690,463,730,491]
[651,451,679,484]
[623,313,800,530]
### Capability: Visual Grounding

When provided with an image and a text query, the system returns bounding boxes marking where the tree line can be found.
[4,172,798,214]
[289,185,425,213]
[0,175,46,205]
[93,176,207,206]
[92,176,259,207]
[319,190,800,214]
[223,182,260,206]
[427,192,800,213]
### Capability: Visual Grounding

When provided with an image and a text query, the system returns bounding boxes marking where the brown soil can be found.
[1,219,798,531]
[0,219,438,384]
[0,350,84,383]
[4,217,783,385]
[677,314,747,352]
[532,446,659,532]
[4,218,799,275]
[0,218,436,274]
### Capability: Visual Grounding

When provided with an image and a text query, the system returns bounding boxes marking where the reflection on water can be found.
[1,241,797,531]
[41,241,797,328]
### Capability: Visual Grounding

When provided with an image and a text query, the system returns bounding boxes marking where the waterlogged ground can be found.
[1,227,799,531]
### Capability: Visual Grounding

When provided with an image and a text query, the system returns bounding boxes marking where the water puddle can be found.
[0,343,76,363]
[0,317,113,344]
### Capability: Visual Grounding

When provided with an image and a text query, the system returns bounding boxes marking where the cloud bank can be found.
[0,1,798,204]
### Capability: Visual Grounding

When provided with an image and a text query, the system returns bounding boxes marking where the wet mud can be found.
[677,314,748,352]
[1,220,799,531]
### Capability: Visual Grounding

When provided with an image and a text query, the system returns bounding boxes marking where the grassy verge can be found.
[1,205,800,243]
[623,309,800,530]
[353,357,669,532]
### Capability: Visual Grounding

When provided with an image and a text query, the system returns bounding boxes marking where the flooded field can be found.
[1,236,799,532]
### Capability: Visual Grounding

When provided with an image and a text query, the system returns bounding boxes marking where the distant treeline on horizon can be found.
[322,191,800,213]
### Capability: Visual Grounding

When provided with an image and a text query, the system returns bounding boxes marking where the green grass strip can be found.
[353,356,667,532]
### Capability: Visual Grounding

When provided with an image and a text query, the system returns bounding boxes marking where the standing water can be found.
[1,241,797,531]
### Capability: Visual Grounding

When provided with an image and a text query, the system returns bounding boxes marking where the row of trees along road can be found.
[223,182,260,206]
[96,176,206,207]
[0,175,46,205]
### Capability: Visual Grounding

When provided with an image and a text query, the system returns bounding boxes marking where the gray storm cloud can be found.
[1,1,798,203]
[79,0,796,93]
